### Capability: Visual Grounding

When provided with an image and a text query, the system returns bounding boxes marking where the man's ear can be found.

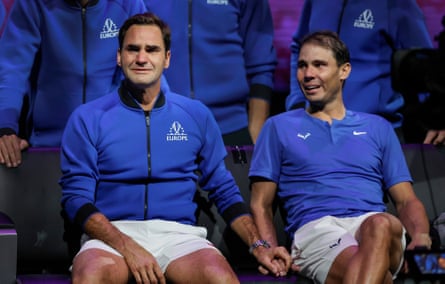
[117,49,121,66]
[340,62,351,80]
[164,50,171,69]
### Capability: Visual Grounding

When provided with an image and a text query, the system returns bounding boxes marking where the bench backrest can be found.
[0,144,444,274]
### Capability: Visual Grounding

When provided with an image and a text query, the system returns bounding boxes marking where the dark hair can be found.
[300,30,350,66]
[118,12,171,52]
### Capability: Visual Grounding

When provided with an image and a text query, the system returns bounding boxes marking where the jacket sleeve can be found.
[286,0,313,111]
[239,0,277,100]
[388,0,432,50]
[0,0,41,132]
[59,106,100,227]
[196,104,249,224]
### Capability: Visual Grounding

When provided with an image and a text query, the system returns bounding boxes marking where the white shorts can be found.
[291,212,406,283]
[75,219,220,272]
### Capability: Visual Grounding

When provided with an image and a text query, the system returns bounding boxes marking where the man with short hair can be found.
[249,30,432,283]
[61,12,290,283]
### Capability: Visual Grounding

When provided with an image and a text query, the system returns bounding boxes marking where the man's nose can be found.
[136,51,148,63]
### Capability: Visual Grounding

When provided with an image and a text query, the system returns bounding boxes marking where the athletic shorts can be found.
[75,219,220,272]
[291,212,406,283]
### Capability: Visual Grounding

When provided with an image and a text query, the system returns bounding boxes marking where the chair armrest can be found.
[0,211,17,284]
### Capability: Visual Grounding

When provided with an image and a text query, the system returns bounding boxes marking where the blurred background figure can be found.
[0,0,147,168]
[144,0,277,145]
[285,0,444,144]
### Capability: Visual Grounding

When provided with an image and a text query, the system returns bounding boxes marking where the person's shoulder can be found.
[262,109,307,131]
[74,92,117,116]
[271,108,306,121]
[167,91,208,111]
[350,110,387,121]
[348,110,393,129]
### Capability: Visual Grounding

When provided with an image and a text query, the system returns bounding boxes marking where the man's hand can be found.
[423,129,445,145]
[252,245,291,277]
[121,236,166,284]
[0,134,29,168]
[406,232,432,250]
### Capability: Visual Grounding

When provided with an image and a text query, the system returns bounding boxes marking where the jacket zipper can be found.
[144,111,151,219]
[188,0,195,98]
[81,7,87,103]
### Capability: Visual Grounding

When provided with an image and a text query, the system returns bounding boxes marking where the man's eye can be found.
[146,46,160,53]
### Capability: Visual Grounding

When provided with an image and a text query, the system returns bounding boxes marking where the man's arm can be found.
[250,180,280,247]
[242,179,292,275]
[82,212,166,284]
[248,97,270,144]
[241,0,276,143]
[389,182,432,249]
[230,213,290,277]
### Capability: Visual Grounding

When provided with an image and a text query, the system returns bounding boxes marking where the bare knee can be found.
[361,214,403,241]
[72,252,129,284]
[360,214,404,271]
[201,263,239,284]
[166,249,239,284]
[167,260,239,284]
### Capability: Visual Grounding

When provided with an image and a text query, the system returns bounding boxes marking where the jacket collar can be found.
[64,0,99,7]
[119,80,166,110]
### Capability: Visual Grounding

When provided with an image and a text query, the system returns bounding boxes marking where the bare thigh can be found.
[165,248,239,284]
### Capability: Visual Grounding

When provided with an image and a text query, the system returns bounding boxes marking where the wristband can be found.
[249,239,271,254]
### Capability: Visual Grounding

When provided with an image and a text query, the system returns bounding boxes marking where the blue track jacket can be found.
[144,0,277,134]
[60,81,249,228]
[0,0,147,146]
[286,0,433,127]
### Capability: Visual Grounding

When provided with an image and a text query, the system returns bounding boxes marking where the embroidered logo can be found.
[329,238,342,249]
[207,0,228,5]
[166,121,188,141]
[297,133,311,140]
[354,9,375,29]
[100,18,119,39]
[353,131,367,136]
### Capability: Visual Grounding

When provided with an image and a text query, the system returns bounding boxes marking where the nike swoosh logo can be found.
[297,133,311,140]
[353,131,367,135]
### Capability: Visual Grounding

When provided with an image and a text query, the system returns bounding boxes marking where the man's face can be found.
[297,43,350,106]
[117,25,170,89]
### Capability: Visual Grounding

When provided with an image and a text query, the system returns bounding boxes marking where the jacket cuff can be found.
[74,203,100,228]
[0,128,17,137]
[221,202,250,224]
[249,84,273,102]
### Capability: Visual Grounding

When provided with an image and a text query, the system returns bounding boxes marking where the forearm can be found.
[397,199,431,248]
[84,212,133,254]
[248,98,270,144]
[230,214,262,247]
[251,204,279,247]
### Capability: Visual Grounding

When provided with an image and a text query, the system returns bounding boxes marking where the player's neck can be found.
[307,102,346,124]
